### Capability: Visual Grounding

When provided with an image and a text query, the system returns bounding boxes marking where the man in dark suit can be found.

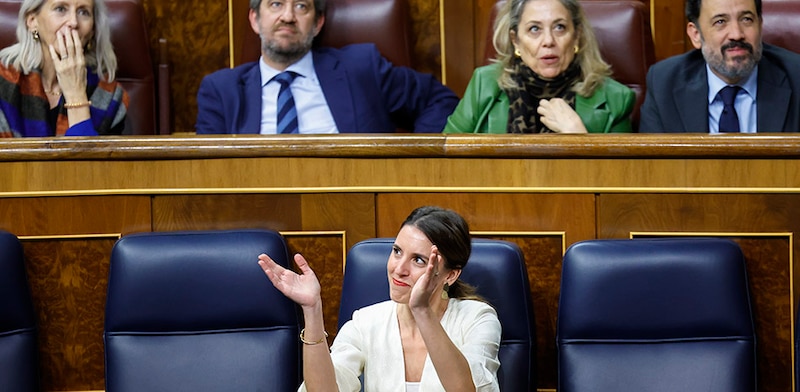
[639,0,800,133]
[196,0,458,134]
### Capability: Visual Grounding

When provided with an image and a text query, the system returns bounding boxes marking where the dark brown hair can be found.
[401,206,480,300]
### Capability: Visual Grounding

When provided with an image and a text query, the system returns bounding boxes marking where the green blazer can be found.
[444,63,634,133]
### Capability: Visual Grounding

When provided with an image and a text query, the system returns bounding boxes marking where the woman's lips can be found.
[540,55,559,65]
[392,278,409,287]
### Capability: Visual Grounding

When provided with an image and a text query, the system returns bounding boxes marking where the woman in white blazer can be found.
[259,206,501,392]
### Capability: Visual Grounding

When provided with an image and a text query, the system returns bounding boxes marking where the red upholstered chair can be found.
[484,0,655,131]
[0,0,170,134]
[238,0,413,68]
[762,0,800,54]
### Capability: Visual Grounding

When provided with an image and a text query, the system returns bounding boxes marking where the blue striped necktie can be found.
[274,71,298,134]
[718,85,741,133]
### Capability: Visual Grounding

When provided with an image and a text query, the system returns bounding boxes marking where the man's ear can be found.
[313,14,325,37]
[248,9,260,35]
[687,22,703,50]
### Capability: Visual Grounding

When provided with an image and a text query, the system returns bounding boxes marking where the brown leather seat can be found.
[484,0,655,131]
[237,0,413,68]
[0,0,169,135]
[762,0,800,54]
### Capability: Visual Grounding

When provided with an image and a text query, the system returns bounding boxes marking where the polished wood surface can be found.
[2,135,799,391]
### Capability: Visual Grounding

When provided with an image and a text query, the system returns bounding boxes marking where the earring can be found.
[32,30,39,41]
[514,48,521,57]
[574,45,579,54]
[86,40,94,50]
[441,282,450,300]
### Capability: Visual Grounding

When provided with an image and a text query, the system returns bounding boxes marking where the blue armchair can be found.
[557,238,756,392]
[339,237,537,391]
[104,229,301,392]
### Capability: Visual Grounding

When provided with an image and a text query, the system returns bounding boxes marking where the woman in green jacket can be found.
[444,0,634,134]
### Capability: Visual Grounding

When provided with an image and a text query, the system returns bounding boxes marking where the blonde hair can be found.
[493,0,610,97]
[0,0,118,81]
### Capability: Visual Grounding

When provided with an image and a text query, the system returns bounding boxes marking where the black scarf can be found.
[505,57,581,133]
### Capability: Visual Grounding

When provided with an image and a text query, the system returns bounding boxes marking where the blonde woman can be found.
[0,0,128,137]
[444,0,633,134]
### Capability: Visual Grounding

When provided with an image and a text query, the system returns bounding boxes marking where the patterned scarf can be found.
[0,66,127,137]
[505,57,581,133]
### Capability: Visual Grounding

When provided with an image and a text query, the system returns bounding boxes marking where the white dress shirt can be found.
[258,52,338,134]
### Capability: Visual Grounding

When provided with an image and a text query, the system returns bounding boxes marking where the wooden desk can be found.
[1,134,798,391]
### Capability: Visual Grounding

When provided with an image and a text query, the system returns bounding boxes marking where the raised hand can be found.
[537,98,588,133]
[258,253,321,309]
[49,28,88,103]
[408,245,446,313]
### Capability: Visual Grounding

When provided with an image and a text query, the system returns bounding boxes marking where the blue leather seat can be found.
[104,229,301,392]
[0,230,39,392]
[557,238,756,392]
[339,238,536,391]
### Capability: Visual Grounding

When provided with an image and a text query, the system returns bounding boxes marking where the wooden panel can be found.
[598,194,800,237]
[441,0,476,95]
[142,0,229,133]
[0,196,151,236]
[650,0,689,60]
[410,0,444,78]
[152,193,375,247]
[284,233,346,341]
[299,193,377,250]
[376,193,596,242]
[152,194,304,231]
[23,237,117,391]
[474,0,498,66]
[601,194,800,392]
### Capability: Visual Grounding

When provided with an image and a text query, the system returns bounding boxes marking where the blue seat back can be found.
[339,238,536,390]
[104,229,301,392]
[0,230,39,392]
[557,238,756,392]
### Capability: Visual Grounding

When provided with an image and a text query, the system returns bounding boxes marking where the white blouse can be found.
[299,298,502,392]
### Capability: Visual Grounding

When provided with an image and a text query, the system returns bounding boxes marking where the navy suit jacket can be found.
[640,43,800,133]
[196,43,458,134]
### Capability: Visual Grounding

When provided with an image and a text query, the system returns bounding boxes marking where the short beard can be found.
[261,31,315,65]
[700,35,762,83]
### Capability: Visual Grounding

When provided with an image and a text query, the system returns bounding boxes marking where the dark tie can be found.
[718,85,741,133]
[274,71,298,134]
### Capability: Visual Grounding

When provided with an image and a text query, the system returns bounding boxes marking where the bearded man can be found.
[639,0,800,133]
[196,0,458,134]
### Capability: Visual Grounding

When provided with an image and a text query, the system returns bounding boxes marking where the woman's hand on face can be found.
[48,28,88,101]
[258,253,322,309]
[408,245,445,313]
[537,98,588,133]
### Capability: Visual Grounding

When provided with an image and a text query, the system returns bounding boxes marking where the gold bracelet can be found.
[64,100,91,109]
[299,328,328,345]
